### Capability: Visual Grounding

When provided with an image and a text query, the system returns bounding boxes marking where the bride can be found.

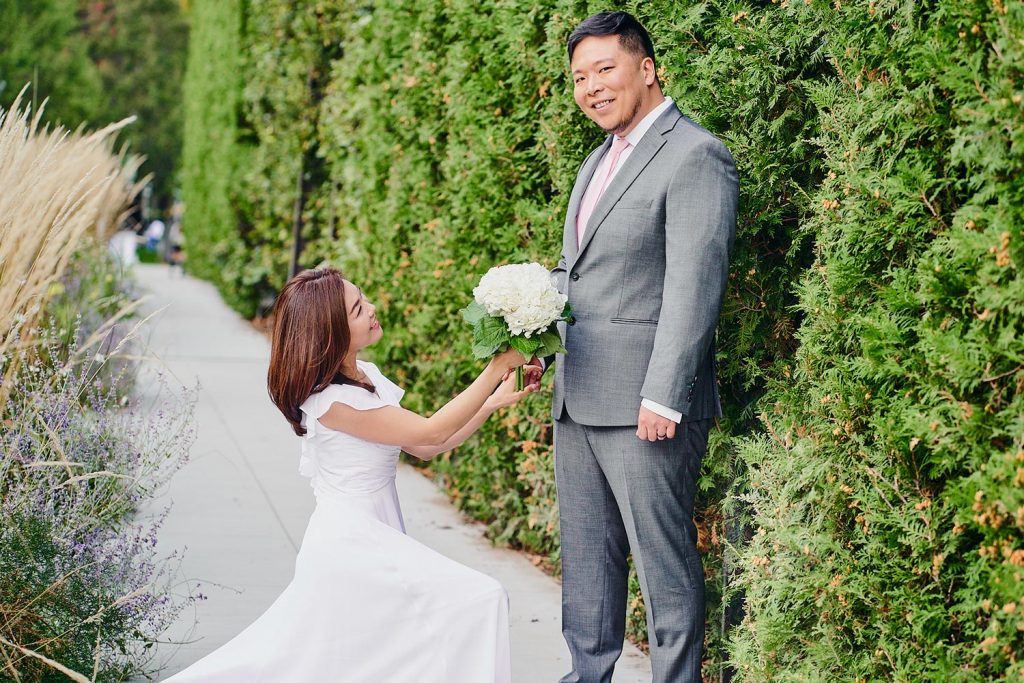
[165,266,537,682]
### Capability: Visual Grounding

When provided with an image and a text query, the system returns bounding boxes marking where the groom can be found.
[544,11,738,683]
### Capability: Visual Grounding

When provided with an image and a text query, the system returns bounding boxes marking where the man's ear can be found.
[642,57,657,86]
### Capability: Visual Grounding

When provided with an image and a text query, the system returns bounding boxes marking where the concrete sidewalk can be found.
[133,264,651,682]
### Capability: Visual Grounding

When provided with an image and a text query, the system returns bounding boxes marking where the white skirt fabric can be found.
[164,482,512,682]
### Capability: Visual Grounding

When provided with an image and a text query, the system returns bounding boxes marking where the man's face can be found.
[570,35,654,137]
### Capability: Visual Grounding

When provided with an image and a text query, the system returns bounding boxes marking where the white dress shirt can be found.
[587,96,675,196]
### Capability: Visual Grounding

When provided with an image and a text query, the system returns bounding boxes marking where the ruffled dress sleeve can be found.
[298,382,390,479]
[303,383,390,419]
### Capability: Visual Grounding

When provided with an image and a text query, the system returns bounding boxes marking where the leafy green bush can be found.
[729,1,1023,679]
[180,0,245,302]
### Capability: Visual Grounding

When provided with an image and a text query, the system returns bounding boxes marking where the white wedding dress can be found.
[165,361,512,682]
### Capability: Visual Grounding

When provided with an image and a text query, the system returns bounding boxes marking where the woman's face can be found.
[343,280,382,353]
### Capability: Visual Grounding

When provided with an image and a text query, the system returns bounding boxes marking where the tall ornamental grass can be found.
[0,88,145,405]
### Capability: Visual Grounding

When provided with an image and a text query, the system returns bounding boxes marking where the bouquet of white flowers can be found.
[461,262,572,389]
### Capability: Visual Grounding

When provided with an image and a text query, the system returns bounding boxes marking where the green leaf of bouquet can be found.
[537,328,567,357]
[471,339,500,359]
[461,300,488,325]
[510,335,540,357]
[478,314,510,347]
[561,301,573,319]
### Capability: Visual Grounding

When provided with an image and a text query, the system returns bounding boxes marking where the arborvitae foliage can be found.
[730,1,1023,679]
[180,0,244,300]
[216,3,343,317]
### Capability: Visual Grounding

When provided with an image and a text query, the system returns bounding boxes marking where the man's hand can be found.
[523,356,544,387]
[636,405,676,442]
[499,359,543,390]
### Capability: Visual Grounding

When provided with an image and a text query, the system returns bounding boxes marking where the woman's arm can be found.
[316,349,526,447]
[402,366,540,460]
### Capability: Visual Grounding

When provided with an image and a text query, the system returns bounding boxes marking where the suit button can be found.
[570,272,580,281]
[568,316,577,326]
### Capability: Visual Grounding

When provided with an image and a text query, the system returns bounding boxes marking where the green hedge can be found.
[729,1,1024,679]
[180,0,245,297]
[182,0,1022,678]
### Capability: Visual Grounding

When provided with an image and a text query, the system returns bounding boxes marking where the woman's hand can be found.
[486,364,542,411]
[491,347,528,373]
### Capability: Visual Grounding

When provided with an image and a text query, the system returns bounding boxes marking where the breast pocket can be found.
[613,199,654,211]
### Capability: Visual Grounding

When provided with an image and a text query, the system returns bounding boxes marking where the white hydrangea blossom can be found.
[473,262,568,337]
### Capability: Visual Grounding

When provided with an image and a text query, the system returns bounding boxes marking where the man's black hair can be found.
[567,11,656,68]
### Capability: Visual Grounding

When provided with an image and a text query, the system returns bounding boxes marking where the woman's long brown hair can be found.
[267,267,374,436]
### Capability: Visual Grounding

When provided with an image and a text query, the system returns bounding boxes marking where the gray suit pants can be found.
[555,412,711,683]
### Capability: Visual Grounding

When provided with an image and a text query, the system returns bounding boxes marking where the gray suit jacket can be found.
[551,103,738,425]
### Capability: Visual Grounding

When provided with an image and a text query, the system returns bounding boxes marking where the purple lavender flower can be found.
[2,280,197,681]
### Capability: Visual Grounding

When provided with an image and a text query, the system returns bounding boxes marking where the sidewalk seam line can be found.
[204,386,301,552]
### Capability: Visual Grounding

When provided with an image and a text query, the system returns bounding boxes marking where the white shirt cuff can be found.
[641,398,682,423]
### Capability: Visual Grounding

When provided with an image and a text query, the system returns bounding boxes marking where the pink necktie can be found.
[576,137,630,247]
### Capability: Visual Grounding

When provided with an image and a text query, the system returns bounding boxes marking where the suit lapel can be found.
[563,139,611,262]
[572,105,682,267]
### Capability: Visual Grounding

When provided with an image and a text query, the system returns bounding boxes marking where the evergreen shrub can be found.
[180,0,246,305]
[729,1,1024,679]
